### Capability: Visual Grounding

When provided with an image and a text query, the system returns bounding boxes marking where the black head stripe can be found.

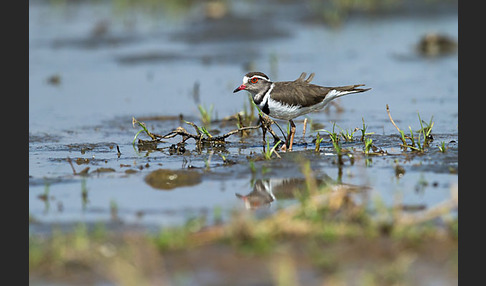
[245,72,270,80]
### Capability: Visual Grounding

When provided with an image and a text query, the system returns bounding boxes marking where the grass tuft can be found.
[317,122,344,165]
[386,105,434,152]
[264,140,282,160]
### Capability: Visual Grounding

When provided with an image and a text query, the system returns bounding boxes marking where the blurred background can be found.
[30,0,458,135]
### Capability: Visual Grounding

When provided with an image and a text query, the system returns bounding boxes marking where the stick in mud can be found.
[302,118,308,143]
[116,145,121,158]
[386,104,407,146]
[386,104,401,133]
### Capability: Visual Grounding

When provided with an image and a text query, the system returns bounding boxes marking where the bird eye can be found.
[250,78,259,83]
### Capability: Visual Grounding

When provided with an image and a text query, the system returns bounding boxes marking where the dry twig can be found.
[386,104,402,133]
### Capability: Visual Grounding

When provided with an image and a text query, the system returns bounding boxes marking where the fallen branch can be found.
[132,117,263,146]
[259,114,282,144]
[161,124,262,142]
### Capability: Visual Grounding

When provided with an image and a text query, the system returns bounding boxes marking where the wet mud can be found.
[145,169,202,190]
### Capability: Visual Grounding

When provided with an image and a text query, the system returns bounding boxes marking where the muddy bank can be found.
[30,232,457,286]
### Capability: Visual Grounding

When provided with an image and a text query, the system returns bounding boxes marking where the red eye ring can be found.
[250,77,259,83]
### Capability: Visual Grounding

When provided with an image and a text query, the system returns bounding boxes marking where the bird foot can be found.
[279,143,293,152]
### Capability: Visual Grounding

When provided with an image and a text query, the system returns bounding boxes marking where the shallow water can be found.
[29,1,458,232]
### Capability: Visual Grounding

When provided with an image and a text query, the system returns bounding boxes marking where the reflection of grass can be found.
[364,137,374,154]
[317,122,344,165]
[314,132,324,152]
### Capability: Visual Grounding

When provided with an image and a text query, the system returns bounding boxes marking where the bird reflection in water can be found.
[235,177,332,210]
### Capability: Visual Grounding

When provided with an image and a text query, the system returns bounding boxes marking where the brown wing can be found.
[272,82,370,107]
[271,81,331,107]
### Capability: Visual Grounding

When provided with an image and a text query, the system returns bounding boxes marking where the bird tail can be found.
[323,84,371,102]
[334,84,371,94]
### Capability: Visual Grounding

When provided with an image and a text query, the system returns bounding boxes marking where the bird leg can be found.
[287,120,296,151]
